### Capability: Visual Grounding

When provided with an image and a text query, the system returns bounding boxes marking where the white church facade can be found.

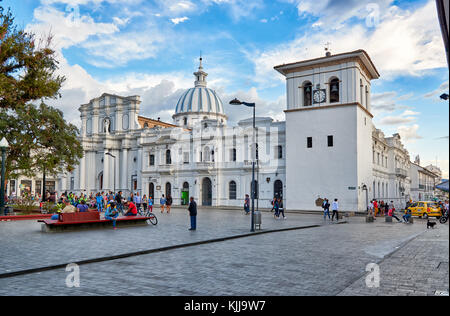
[52,50,440,212]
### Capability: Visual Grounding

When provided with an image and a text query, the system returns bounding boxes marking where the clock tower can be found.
[274,50,380,212]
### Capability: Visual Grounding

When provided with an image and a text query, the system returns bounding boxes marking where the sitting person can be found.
[61,199,77,213]
[403,209,412,223]
[105,201,119,230]
[77,200,89,212]
[124,200,138,216]
[388,207,401,222]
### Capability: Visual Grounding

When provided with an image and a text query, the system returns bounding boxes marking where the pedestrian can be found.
[402,208,412,223]
[166,194,173,214]
[142,194,148,211]
[277,197,286,219]
[116,191,123,213]
[373,199,378,217]
[149,196,153,213]
[270,197,276,213]
[323,198,331,220]
[96,192,103,212]
[160,194,166,213]
[331,198,339,221]
[134,192,142,211]
[188,196,197,231]
[244,194,250,215]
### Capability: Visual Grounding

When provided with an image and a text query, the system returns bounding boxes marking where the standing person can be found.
[142,195,148,212]
[323,198,331,220]
[166,195,173,214]
[149,196,154,213]
[134,192,142,211]
[105,201,119,230]
[188,196,197,231]
[274,197,280,219]
[384,202,389,216]
[244,194,250,215]
[160,194,166,213]
[277,197,286,220]
[331,199,339,221]
[270,197,277,213]
[368,200,374,217]
[115,191,123,214]
[96,193,103,212]
[373,199,379,217]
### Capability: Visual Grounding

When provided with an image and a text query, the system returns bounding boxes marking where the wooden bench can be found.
[38,212,153,232]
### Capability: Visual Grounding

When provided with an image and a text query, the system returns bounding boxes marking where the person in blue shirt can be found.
[96,193,103,212]
[160,194,166,213]
[77,200,89,212]
[105,201,119,230]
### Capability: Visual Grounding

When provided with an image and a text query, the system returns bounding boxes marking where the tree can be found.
[0,4,65,110]
[0,3,83,190]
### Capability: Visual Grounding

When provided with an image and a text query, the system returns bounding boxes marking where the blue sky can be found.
[3,0,449,177]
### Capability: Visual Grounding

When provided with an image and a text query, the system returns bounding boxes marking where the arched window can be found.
[166,149,172,165]
[303,82,312,106]
[330,78,339,103]
[229,181,237,200]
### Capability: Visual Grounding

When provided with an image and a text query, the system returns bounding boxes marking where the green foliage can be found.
[0,4,83,179]
[0,5,65,110]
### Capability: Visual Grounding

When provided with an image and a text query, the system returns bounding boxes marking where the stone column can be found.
[121,148,128,192]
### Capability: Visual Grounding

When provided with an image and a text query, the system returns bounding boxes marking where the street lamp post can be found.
[105,152,116,193]
[230,98,256,232]
[0,137,9,216]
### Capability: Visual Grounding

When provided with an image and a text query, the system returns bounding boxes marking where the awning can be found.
[436,180,449,192]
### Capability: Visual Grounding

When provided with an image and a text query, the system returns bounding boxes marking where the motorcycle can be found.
[440,209,448,224]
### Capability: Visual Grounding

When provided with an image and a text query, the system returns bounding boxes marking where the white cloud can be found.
[424,80,449,98]
[171,16,189,24]
[397,124,422,143]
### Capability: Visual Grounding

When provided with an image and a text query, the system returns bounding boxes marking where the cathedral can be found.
[54,50,433,212]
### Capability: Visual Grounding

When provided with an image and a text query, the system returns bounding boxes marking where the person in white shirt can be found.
[331,199,339,221]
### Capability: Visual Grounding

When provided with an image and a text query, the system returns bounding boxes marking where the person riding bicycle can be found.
[124,200,138,216]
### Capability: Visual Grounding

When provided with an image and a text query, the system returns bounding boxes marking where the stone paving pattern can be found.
[1,208,447,296]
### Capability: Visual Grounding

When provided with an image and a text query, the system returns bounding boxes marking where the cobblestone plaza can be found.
[0,208,448,296]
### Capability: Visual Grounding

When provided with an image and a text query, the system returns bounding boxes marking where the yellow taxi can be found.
[406,201,442,219]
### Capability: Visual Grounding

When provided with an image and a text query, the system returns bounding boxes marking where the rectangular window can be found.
[327,135,333,147]
[307,137,312,148]
[183,152,189,164]
[149,154,155,166]
[277,145,283,159]
[231,148,236,162]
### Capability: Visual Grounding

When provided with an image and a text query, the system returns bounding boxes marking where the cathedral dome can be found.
[175,86,225,115]
[173,58,227,124]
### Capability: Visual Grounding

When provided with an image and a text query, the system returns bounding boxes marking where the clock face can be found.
[313,89,326,104]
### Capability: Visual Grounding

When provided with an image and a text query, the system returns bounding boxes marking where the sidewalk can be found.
[338,224,449,296]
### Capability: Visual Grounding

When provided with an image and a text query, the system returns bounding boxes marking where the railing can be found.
[395,168,408,178]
